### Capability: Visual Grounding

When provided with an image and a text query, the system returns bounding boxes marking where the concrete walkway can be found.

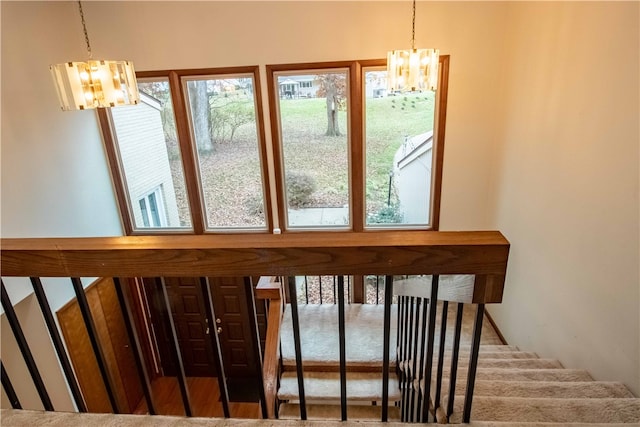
[288,207,349,227]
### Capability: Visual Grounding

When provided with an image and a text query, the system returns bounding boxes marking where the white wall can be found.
[488,2,640,396]
[1,294,75,411]
[1,1,123,238]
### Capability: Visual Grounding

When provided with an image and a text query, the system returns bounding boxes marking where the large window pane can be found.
[364,68,436,227]
[184,75,267,229]
[275,70,350,228]
[110,79,192,230]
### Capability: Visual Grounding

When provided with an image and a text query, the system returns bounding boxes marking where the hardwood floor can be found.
[134,376,260,419]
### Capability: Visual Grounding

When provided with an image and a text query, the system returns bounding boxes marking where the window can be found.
[183,74,269,230]
[103,80,192,232]
[267,58,448,232]
[100,67,272,235]
[139,187,167,227]
[269,67,352,229]
[363,67,436,227]
[100,59,448,235]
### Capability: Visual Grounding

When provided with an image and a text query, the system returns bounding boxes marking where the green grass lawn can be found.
[278,92,435,213]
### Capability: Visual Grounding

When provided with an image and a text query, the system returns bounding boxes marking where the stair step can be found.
[467,423,639,427]
[441,380,634,399]
[278,371,401,402]
[278,403,401,421]
[442,351,539,360]
[448,397,640,424]
[421,368,594,387]
[404,359,563,375]
[281,304,397,369]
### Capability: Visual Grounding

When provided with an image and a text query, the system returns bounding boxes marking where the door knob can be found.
[217,327,223,334]
[216,318,222,324]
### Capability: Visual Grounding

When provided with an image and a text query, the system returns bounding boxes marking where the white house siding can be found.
[110,96,181,228]
[394,132,433,225]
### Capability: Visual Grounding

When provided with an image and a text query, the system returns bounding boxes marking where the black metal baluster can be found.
[463,304,485,423]
[421,275,439,422]
[434,301,449,414]
[199,277,230,417]
[409,298,421,421]
[1,281,53,411]
[243,277,269,419]
[318,276,323,304]
[337,276,347,420]
[1,361,22,409]
[155,277,192,416]
[288,276,307,420]
[304,276,309,304]
[415,295,429,420]
[29,277,86,412]
[112,278,156,415]
[381,275,393,422]
[333,276,337,304]
[396,295,406,420]
[447,303,464,418]
[402,297,415,421]
[69,277,119,413]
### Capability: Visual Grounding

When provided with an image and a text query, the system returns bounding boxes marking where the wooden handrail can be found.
[259,297,283,419]
[1,231,509,281]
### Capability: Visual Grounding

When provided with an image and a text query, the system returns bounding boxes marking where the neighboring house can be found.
[365,71,388,98]
[393,131,434,224]
[278,76,318,98]
[110,93,182,228]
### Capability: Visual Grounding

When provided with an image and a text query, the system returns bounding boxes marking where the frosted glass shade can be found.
[387,48,439,92]
[50,60,140,110]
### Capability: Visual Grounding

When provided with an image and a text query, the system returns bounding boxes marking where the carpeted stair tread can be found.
[405,359,563,375]
[443,351,539,359]
[466,423,639,427]
[281,304,397,369]
[441,380,635,399]
[426,368,594,386]
[278,403,401,421]
[448,397,640,423]
[278,371,401,401]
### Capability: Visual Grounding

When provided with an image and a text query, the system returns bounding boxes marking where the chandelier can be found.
[50,1,139,111]
[387,0,439,92]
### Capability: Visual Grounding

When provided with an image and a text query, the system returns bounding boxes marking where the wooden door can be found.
[209,277,259,379]
[149,277,217,377]
[57,278,143,413]
[142,276,266,401]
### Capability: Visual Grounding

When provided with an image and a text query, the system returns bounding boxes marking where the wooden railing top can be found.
[1,231,509,280]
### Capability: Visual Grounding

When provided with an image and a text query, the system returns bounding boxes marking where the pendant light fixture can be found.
[387,0,439,93]
[50,1,139,111]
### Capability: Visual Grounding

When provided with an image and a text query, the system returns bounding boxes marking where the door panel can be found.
[57,278,142,413]
[159,277,217,377]
[209,277,258,378]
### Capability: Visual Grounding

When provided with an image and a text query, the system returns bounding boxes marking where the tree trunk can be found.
[325,83,341,136]
[188,80,213,152]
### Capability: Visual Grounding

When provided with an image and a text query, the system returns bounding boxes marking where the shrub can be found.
[286,171,316,208]
[368,204,403,224]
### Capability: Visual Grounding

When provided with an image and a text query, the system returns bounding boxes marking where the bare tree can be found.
[188,80,213,152]
[316,74,347,137]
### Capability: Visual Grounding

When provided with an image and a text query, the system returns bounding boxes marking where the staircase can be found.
[278,303,401,420]
[277,301,640,424]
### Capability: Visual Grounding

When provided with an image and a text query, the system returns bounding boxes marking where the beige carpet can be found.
[448,397,640,424]
[280,304,397,368]
[278,371,401,401]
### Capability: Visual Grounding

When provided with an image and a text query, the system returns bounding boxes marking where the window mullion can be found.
[350,61,364,232]
[168,71,206,234]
